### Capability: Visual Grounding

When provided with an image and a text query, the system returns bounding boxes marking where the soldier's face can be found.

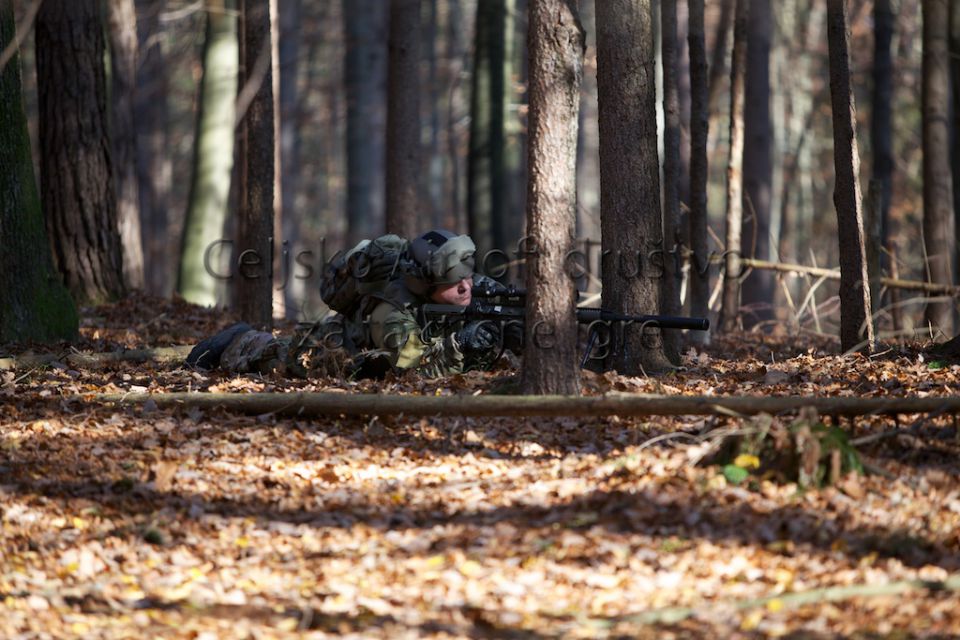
[430,277,473,306]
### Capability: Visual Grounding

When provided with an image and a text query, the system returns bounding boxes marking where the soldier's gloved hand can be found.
[472,275,510,297]
[455,320,500,355]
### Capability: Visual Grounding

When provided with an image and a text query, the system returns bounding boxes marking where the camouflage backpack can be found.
[319,234,410,316]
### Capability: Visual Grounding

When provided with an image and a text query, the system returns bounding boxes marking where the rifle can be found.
[422,287,709,367]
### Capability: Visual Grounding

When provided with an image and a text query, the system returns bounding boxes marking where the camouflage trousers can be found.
[219,317,393,379]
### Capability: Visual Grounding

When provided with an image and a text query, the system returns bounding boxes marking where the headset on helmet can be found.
[406,230,476,292]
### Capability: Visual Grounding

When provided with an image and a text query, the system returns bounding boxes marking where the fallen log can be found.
[92,391,960,418]
[0,346,193,371]
[602,573,960,627]
[740,258,960,296]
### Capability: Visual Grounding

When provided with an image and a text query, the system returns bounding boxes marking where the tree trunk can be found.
[278,0,302,319]
[106,0,144,291]
[922,0,955,337]
[0,0,77,343]
[719,0,748,334]
[343,0,387,245]
[707,0,734,119]
[871,0,894,267]
[521,0,583,395]
[740,0,773,326]
[385,0,421,239]
[135,0,173,297]
[951,1,960,269]
[872,0,897,331]
[826,0,874,352]
[177,0,238,307]
[236,0,275,328]
[660,0,682,360]
[596,0,674,372]
[36,0,126,306]
[576,0,601,285]
[468,0,506,259]
[687,0,710,338]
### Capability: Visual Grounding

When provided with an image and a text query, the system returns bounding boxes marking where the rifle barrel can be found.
[422,303,709,331]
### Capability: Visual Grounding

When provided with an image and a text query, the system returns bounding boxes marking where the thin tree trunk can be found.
[687,0,709,338]
[522,0,583,395]
[576,0,601,280]
[36,0,126,305]
[343,0,387,245]
[0,0,77,342]
[468,0,506,259]
[740,0,773,326]
[661,0,682,360]
[177,0,238,307]
[872,0,894,263]
[922,0,955,337]
[707,0,734,119]
[278,0,302,319]
[597,0,674,372]
[135,0,172,296]
[236,0,275,328]
[872,0,897,331]
[719,0,748,334]
[951,1,960,267]
[445,0,467,232]
[424,0,443,229]
[106,0,144,291]
[826,0,874,352]
[385,0,421,239]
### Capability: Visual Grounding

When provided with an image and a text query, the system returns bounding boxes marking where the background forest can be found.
[6,0,956,344]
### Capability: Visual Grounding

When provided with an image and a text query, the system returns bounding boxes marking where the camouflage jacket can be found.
[280,279,466,378]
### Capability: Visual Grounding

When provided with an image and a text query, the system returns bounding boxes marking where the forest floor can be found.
[2,294,960,639]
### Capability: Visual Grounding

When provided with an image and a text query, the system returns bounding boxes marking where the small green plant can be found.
[703,408,863,489]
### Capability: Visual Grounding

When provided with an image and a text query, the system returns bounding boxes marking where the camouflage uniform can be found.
[211,230,500,379]
[219,277,473,379]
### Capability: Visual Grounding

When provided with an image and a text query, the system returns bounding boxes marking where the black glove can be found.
[455,320,501,355]
[472,275,510,297]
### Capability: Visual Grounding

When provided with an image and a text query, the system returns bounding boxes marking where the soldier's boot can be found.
[186,323,254,370]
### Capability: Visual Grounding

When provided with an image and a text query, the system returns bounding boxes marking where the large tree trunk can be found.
[660,0,682,361]
[740,0,773,326]
[385,0,421,239]
[106,0,144,291]
[135,0,173,296]
[236,0,275,328]
[597,0,674,372]
[177,0,238,307]
[36,0,126,306]
[826,0,874,353]
[0,0,77,343]
[343,0,387,245]
[719,0,748,334]
[922,0,955,337]
[521,0,583,395]
[687,0,710,339]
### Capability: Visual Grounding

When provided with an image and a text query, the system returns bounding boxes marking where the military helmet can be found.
[407,230,476,287]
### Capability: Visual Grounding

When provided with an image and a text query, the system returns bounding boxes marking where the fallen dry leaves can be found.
[2,294,960,638]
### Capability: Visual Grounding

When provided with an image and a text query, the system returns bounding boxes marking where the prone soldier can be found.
[187,230,517,378]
